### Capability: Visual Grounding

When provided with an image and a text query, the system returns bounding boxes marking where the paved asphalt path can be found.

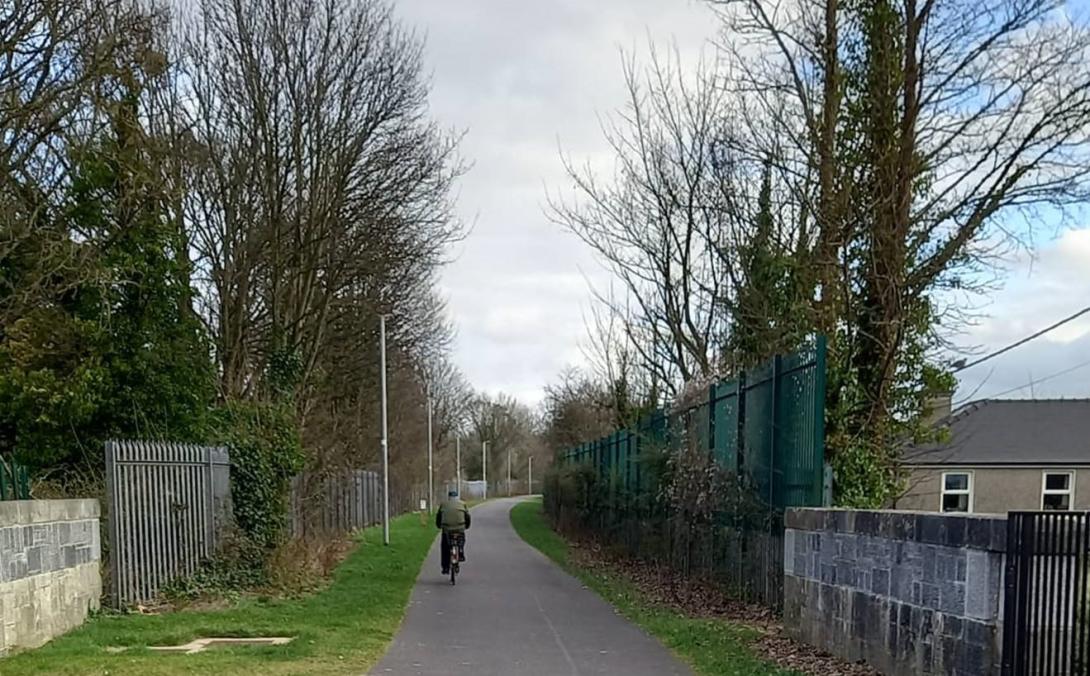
[371,498,691,676]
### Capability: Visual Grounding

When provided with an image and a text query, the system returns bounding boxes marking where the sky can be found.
[396,0,1090,408]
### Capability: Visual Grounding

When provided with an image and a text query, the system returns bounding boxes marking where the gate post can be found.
[104,441,122,608]
[1002,512,1036,676]
[1001,513,1017,676]
[206,446,216,552]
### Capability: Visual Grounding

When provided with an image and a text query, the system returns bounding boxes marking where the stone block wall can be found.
[0,499,101,655]
[783,509,1006,676]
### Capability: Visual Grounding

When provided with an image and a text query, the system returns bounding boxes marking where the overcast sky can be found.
[396,0,1090,408]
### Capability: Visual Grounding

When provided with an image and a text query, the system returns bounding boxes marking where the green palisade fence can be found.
[0,456,31,500]
[559,337,826,510]
[553,337,826,611]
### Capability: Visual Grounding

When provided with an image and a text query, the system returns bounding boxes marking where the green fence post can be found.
[18,464,28,499]
[636,424,642,495]
[814,335,828,506]
[736,372,747,475]
[624,429,632,494]
[0,457,29,501]
[770,354,781,508]
[707,383,716,457]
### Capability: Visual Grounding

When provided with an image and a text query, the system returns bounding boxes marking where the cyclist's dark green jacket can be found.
[436,498,471,532]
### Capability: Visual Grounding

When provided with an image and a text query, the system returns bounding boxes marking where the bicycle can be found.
[448,531,465,585]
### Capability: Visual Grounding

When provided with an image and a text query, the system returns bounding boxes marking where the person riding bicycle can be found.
[436,489,471,575]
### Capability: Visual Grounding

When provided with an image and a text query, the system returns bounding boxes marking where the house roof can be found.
[903,399,1090,466]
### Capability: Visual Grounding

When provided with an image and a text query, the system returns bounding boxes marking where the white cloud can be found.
[397,0,718,405]
[955,227,1090,401]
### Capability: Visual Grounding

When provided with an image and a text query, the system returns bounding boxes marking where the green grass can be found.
[2,513,437,676]
[510,500,798,676]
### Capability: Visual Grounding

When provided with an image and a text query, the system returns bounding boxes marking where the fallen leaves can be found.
[564,531,879,676]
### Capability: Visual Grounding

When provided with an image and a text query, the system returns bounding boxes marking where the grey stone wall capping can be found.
[786,508,1007,552]
[0,499,100,528]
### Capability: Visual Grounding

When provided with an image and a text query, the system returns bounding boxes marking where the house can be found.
[896,399,1090,514]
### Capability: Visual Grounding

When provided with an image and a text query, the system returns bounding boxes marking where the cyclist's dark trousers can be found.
[440,530,466,571]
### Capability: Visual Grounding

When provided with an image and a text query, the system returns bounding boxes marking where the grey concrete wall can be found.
[784,509,1006,676]
[898,466,1090,513]
[0,500,101,656]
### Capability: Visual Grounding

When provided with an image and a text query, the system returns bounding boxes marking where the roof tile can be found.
[903,399,1090,465]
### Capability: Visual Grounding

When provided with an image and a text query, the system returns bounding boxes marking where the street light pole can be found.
[379,315,390,546]
[456,436,461,496]
[528,456,533,496]
[482,441,488,500]
[507,448,512,496]
[426,386,433,514]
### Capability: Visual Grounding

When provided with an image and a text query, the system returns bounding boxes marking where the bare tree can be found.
[465,393,542,487]
[542,368,619,451]
[549,47,757,394]
[159,0,471,494]
[180,0,464,410]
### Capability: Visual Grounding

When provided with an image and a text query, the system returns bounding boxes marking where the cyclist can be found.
[436,489,471,575]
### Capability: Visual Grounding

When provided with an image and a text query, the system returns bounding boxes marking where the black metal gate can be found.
[1003,511,1090,675]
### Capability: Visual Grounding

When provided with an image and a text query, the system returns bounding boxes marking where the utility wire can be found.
[953,304,1090,373]
[962,357,1090,402]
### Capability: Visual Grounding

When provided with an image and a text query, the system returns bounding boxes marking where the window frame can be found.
[1041,470,1076,511]
[940,471,974,513]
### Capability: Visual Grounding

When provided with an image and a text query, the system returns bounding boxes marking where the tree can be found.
[0,7,214,470]
[177,0,466,488]
[548,48,750,393]
[0,0,150,328]
[710,0,1090,504]
[464,393,543,490]
[725,160,809,370]
[553,0,1090,506]
[0,0,469,512]
[180,0,463,405]
[542,369,619,452]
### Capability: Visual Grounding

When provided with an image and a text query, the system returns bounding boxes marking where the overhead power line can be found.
[962,357,1090,402]
[953,304,1090,373]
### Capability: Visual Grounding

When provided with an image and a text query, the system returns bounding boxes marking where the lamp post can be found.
[379,315,390,545]
[482,441,488,500]
[426,387,433,513]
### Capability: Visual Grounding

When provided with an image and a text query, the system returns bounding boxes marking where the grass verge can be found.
[2,513,436,676]
[510,499,798,676]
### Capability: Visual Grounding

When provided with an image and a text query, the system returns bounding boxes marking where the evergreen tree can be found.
[0,65,214,470]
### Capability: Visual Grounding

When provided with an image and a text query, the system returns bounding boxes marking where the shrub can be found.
[209,400,304,551]
[544,462,603,531]
[264,535,355,595]
[160,533,267,604]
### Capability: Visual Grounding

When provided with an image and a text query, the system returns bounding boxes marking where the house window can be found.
[941,472,972,513]
[1042,471,1075,511]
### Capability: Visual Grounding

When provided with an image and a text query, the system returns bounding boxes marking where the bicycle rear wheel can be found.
[450,554,458,585]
